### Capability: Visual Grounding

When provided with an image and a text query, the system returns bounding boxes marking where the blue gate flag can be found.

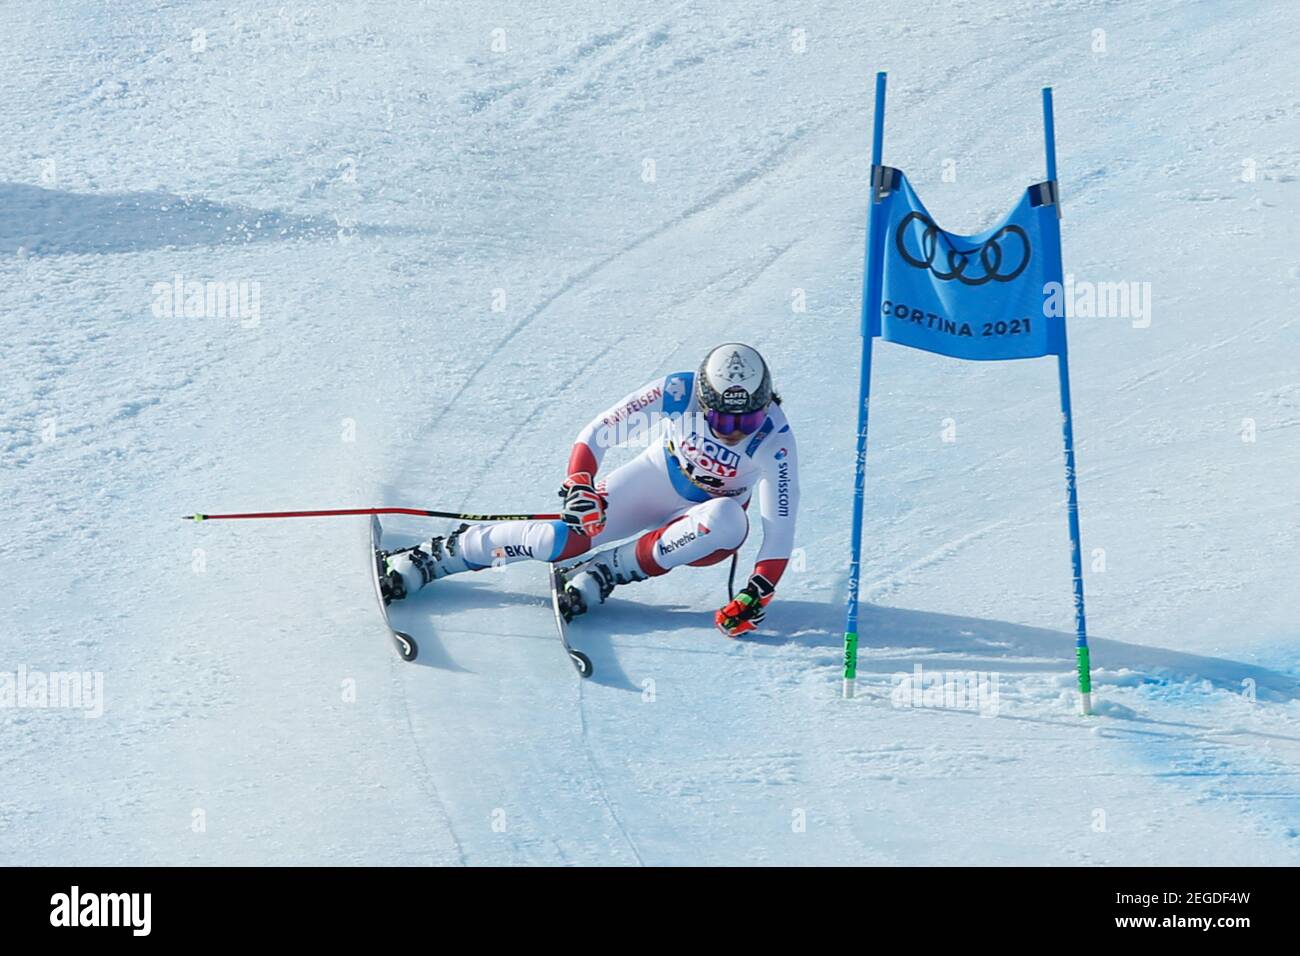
[870,168,1064,361]
[842,78,1092,714]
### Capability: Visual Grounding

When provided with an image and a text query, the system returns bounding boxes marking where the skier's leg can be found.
[633,495,750,574]
[385,446,683,598]
[565,495,749,612]
[384,519,567,597]
[456,446,682,566]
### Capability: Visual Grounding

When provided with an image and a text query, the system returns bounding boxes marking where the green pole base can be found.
[1077,645,1092,715]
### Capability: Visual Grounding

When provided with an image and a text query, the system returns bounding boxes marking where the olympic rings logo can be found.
[895,212,1031,285]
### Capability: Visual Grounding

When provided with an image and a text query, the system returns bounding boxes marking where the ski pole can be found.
[183,507,561,523]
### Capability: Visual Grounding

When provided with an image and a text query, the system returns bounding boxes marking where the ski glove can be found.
[715,573,775,637]
[558,471,607,537]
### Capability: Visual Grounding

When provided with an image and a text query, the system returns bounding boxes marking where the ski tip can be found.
[184,513,206,522]
[569,650,593,678]
[394,631,418,662]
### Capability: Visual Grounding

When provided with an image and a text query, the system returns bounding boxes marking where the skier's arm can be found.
[566,377,673,478]
[716,437,796,636]
[752,432,800,587]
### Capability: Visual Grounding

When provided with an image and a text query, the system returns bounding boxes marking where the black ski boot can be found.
[381,523,472,602]
[561,540,648,620]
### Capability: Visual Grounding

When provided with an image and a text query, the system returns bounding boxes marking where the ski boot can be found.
[380,524,472,604]
[559,540,648,621]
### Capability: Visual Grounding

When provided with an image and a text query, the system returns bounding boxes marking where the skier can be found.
[380,343,799,637]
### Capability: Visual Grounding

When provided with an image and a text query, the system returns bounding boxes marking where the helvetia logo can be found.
[50,886,151,936]
[658,523,709,556]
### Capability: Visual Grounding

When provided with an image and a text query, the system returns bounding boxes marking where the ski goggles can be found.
[705,407,768,438]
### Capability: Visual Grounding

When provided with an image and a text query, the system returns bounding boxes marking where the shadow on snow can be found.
[384,573,1300,704]
[0,182,422,255]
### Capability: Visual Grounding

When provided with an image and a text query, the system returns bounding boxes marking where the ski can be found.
[549,563,593,678]
[369,515,418,662]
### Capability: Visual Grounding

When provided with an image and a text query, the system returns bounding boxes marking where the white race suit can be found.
[454,370,799,588]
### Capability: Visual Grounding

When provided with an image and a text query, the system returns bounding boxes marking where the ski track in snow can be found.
[575,680,647,866]
[420,120,820,442]
[391,662,469,866]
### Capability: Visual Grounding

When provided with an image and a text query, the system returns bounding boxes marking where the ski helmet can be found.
[697,343,773,439]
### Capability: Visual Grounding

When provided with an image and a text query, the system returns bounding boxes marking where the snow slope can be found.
[2,0,1298,865]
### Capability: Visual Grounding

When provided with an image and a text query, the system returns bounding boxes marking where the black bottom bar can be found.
[0,866,1287,942]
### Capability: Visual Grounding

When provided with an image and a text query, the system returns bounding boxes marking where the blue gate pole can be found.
[1043,87,1093,715]
[843,72,888,699]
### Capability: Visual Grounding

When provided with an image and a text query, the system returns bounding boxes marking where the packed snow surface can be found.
[2,0,1298,864]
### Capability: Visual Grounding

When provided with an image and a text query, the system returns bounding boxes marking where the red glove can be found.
[715,574,775,637]
[558,472,607,537]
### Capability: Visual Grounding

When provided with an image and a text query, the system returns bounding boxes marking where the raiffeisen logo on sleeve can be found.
[600,385,662,427]
[50,886,151,936]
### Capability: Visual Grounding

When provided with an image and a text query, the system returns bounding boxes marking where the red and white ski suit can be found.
[456,370,799,586]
